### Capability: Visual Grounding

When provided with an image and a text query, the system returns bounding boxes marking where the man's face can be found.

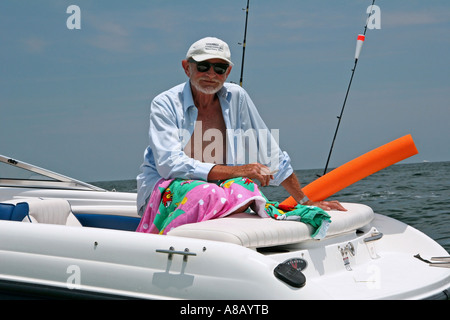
[183,58,232,95]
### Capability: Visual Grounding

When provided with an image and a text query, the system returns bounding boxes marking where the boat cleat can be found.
[363,227,383,259]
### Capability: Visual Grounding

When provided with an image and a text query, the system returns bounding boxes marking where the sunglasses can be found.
[188,58,229,75]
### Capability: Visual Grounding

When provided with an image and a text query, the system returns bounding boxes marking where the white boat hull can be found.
[0,210,448,300]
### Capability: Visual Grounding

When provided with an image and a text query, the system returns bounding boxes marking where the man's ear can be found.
[182,59,190,77]
[225,65,232,77]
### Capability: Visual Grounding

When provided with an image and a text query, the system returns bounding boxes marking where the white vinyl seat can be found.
[168,203,374,248]
[4,198,82,227]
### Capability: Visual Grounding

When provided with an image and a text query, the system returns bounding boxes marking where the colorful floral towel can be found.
[136,177,331,239]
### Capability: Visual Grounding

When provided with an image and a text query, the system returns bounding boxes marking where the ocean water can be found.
[93,161,450,253]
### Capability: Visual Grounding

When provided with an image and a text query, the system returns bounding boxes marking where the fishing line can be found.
[322,0,376,175]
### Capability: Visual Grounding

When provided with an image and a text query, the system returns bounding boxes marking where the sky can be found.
[1,0,449,182]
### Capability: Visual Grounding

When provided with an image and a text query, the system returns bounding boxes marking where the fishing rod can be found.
[322,0,376,175]
[239,0,250,87]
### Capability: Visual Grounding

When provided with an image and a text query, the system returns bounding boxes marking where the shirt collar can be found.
[217,84,229,100]
[182,81,195,113]
[182,81,231,113]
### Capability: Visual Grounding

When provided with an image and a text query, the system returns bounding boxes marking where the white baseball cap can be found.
[186,37,234,66]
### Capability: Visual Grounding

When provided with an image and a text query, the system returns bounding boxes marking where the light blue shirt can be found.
[136,81,293,213]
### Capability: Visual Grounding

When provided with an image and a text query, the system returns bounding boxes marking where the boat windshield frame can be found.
[0,154,105,191]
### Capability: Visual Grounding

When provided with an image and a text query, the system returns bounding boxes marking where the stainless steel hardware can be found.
[156,246,197,261]
[339,242,355,271]
[414,254,450,268]
[364,232,383,243]
[364,228,383,259]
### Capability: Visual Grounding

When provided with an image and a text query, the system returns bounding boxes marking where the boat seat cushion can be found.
[0,203,15,220]
[2,198,82,227]
[0,200,36,221]
[167,203,374,248]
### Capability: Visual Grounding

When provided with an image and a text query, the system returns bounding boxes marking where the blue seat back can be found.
[0,202,30,221]
[74,214,140,231]
[11,202,30,221]
[0,203,15,220]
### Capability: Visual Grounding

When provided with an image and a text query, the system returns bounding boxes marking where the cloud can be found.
[383,10,450,27]
[21,37,48,53]
[87,33,131,53]
[95,21,129,37]
[79,7,182,54]
[82,11,132,53]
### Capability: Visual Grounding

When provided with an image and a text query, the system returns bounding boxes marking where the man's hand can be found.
[235,163,274,186]
[207,163,274,186]
[281,172,347,211]
[306,199,347,211]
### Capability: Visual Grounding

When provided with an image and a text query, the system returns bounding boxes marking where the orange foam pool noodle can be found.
[280,134,418,206]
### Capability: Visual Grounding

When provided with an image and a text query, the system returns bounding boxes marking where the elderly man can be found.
[136,37,345,235]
